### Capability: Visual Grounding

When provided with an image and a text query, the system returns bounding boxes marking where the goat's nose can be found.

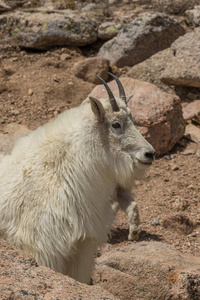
[145,149,156,161]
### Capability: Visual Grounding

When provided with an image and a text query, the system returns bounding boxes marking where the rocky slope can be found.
[0,1,200,299]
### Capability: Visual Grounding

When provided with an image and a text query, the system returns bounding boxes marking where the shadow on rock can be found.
[108,228,162,244]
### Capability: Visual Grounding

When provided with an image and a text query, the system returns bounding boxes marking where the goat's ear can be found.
[89,96,105,122]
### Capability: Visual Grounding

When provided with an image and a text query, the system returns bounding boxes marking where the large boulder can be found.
[0,239,117,299]
[94,242,200,300]
[161,29,200,88]
[127,47,174,92]
[0,11,98,50]
[84,77,185,156]
[98,13,185,67]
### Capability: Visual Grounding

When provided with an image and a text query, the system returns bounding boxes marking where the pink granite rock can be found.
[94,242,200,300]
[0,239,117,299]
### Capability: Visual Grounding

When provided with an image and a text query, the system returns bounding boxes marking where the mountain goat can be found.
[0,73,155,284]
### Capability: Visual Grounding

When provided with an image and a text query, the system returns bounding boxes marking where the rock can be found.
[0,0,11,12]
[84,77,185,156]
[161,30,200,88]
[28,88,33,96]
[172,198,189,211]
[163,213,195,234]
[170,163,179,171]
[181,149,196,156]
[163,154,172,160]
[0,11,98,50]
[188,184,195,190]
[82,3,97,12]
[184,123,200,143]
[0,239,116,299]
[9,109,20,116]
[196,148,200,159]
[109,0,118,4]
[152,0,200,15]
[94,242,200,300]
[52,0,76,9]
[98,13,185,67]
[127,47,175,92]
[3,0,27,9]
[182,100,200,124]
[98,22,124,40]
[0,123,31,154]
[73,57,110,84]
[187,92,199,100]
[186,5,200,27]
[151,217,160,226]
[60,53,71,61]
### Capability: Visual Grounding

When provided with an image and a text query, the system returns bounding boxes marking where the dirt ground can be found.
[0,46,199,258]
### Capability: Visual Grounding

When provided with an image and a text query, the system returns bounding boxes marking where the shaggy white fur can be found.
[0,92,154,284]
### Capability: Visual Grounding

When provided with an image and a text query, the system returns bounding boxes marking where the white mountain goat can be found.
[0,73,155,284]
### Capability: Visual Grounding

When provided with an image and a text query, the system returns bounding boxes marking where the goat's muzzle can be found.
[136,148,156,165]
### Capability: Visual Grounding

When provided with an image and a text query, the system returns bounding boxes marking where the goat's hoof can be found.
[128,231,140,241]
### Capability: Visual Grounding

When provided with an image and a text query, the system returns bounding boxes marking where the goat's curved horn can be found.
[108,72,127,105]
[96,75,119,112]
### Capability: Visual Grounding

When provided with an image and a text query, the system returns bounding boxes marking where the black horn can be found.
[108,72,127,105]
[96,75,119,112]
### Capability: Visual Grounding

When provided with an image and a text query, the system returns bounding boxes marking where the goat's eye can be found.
[112,121,121,129]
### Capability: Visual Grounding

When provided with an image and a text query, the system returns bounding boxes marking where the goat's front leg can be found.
[112,187,142,241]
[65,238,97,284]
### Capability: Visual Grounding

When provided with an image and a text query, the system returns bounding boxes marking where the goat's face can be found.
[89,73,155,185]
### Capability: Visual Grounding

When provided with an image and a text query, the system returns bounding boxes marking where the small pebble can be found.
[82,3,96,11]
[53,77,61,83]
[151,217,160,226]
[60,54,71,61]
[196,148,200,159]
[28,89,33,96]
[170,164,179,171]
[10,109,20,116]
[164,178,169,182]
[164,155,171,160]
[182,149,196,156]
[188,184,195,190]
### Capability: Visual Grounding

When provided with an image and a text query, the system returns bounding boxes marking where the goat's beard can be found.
[113,154,148,190]
[133,157,151,179]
